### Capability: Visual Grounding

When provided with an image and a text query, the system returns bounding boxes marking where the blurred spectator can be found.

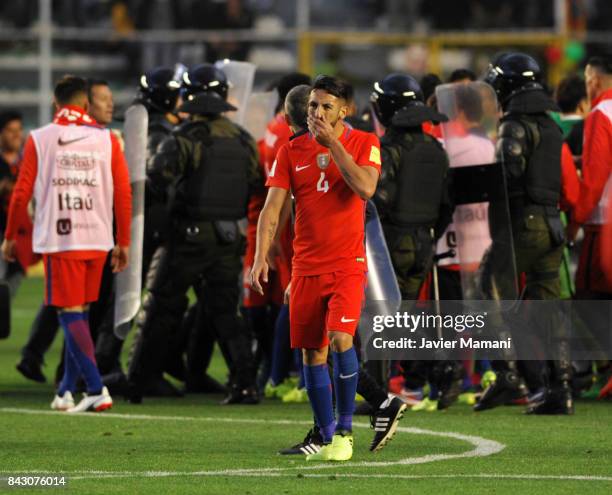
[448,68,477,83]
[87,79,114,126]
[0,110,24,238]
[420,73,442,105]
[552,74,589,165]
[0,110,33,298]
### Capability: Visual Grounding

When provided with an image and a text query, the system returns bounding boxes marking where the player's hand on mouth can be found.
[308,115,335,148]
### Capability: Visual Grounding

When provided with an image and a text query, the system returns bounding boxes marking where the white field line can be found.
[0,406,508,477]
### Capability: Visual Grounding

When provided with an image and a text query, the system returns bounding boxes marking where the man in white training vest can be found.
[1,75,132,412]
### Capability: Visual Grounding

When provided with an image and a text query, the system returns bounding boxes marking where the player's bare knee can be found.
[328,331,353,353]
[302,348,327,366]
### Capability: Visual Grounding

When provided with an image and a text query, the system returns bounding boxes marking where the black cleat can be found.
[370,396,408,452]
[525,385,574,415]
[16,358,46,383]
[437,362,464,410]
[220,385,260,405]
[473,371,527,412]
[278,426,324,455]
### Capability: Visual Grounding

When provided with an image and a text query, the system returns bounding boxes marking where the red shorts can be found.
[43,255,106,308]
[289,270,367,349]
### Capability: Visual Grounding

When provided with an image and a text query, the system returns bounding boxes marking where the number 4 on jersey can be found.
[317,172,329,193]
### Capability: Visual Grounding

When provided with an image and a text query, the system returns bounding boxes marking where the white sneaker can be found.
[68,386,113,413]
[50,391,75,411]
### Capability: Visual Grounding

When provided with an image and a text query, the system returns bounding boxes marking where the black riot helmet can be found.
[181,63,229,101]
[370,73,425,127]
[137,67,181,113]
[484,52,543,104]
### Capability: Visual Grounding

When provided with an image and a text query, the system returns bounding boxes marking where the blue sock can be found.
[270,305,291,386]
[57,340,79,395]
[332,347,359,433]
[58,311,103,394]
[303,364,335,443]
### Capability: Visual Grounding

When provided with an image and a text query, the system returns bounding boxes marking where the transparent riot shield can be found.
[244,91,278,141]
[436,81,518,302]
[359,201,402,359]
[214,59,256,126]
[114,104,148,339]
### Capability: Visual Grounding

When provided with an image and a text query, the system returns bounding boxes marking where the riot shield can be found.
[358,201,401,358]
[114,104,148,339]
[214,59,256,126]
[436,81,518,301]
[244,91,278,141]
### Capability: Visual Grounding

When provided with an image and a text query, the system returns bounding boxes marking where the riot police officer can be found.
[127,63,262,404]
[370,74,460,409]
[135,66,182,278]
[371,73,452,300]
[477,53,571,414]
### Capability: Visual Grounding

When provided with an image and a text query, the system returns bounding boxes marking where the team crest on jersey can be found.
[316,153,330,170]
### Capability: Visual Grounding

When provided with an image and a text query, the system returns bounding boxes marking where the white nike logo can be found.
[295,165,310,172]
[339,372,358,379]
[340,316,356,323]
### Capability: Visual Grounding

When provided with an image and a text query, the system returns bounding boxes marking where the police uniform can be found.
[128,112,262,404]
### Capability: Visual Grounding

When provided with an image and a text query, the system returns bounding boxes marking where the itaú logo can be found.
[56,151,101,171]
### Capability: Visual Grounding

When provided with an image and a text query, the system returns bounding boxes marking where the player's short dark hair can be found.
[587,56,612,75]
[284,84,311,130]
[456,83,483,122]
[87,78,110,102]
[555,75,587,113]
[0,110,23,131]
[312,75,352,101]
[275,73,311,113]
[420,73,443,102]
[54,75,89,106]
[448,68,477,83]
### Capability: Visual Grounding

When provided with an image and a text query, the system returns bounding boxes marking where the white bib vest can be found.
[30,123,114,253]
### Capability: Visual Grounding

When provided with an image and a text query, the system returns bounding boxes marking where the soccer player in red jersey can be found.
[251,75,381,461]
[1,76,131,413]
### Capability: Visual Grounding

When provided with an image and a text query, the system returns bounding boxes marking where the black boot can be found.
[437,361,464,410]
[525,381,573,415]
[220,383,259,405]
[474,369,527,412]
[526,345,573,415]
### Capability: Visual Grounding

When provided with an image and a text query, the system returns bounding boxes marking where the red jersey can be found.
[264,113,292,172]
[574,89,612,225]
[245,139,268,249]
[266,125,381,276]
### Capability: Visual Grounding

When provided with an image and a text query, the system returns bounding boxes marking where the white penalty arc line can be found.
[0,406,507,476]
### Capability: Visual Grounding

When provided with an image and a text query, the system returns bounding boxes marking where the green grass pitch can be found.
[1,276,611,494]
